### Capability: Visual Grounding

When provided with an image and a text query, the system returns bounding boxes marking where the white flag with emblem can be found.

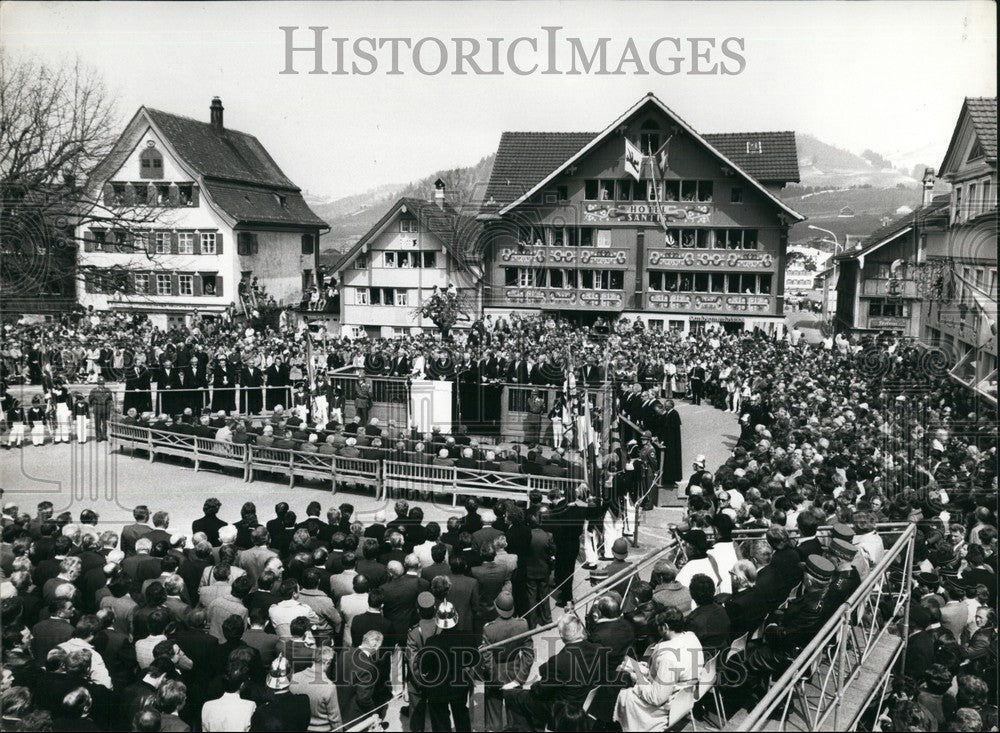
[624,138,643,181]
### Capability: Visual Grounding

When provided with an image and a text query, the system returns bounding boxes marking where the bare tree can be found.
[1,53,164,305]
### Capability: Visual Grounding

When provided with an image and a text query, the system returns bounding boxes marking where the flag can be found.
[969,283,998,346]
[624,138,643,181]
[653,135,672,174]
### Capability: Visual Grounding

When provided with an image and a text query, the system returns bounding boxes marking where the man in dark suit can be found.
[504,613,613,730]
[796,512,824,560]
[381,556,430,647]
[192,497,228,547]
[157,360,179,416]
[250,657,312,731]
[471,546,512,628]
[421,543,451,584]
[349,588,394,649]
[333,629,391,724]
[415,601,481,732]
[120,505,152,556]
[31,599,75,660]
[443,556,480,635]
[241,362,264,415]
[587,593,636,670]
[685,574,731,653]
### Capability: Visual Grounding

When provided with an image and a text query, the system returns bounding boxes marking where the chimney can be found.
[921,167,935,207]
[210,97,224,129]
[433,178,446,209]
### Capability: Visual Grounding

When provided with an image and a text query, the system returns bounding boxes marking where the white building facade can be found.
[334,190,483,338]
[77,98,326,329]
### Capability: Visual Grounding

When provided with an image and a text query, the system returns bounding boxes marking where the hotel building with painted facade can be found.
[475,93,804,333]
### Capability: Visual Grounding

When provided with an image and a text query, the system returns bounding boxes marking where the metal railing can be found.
[736,523,917,732]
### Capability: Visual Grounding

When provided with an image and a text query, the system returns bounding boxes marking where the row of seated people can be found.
[116,408,584,479]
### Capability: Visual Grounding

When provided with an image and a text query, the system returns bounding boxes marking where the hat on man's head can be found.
[681,529,709,554]
[804,554,835,580]
[435,601,458,629]
[266,655,292,690]
[612,538,629,561]
[693,454,706,467]
[913,569,940,588]
[417,592,435,611]
[494,592,515,619]
[829,538,857,560]
[830,523,855,543]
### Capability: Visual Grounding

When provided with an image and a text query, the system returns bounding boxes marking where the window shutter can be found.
[170,272,179,296]
[170,232,179,255]
[252,234,259,255]
[215,232,223,255]
[191,186,200,207]
[125,183,137,206]
[192,233,201,255]
[103,184,114,206]
[193,273,203,296]
[83,230,94,253]
[215,275,224,297]
[147,233,156,255]
[147,271,156,295]
[147,183,157,206]
[168,183,180,206]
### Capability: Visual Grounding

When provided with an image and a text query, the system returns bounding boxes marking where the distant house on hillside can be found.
[838,205,856,218]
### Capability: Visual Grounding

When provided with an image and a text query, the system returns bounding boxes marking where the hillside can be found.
[796,134,918,188]
[317,154,495,252]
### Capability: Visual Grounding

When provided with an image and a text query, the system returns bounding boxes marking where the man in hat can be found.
[525,389,545,447]
[825,538,862,607]
[729,555,837,704]
[480,591,533,732]
[415,601,480,732]
[71,391,89,444]
[595,538,634,599]
[638,430,660,509]
[354,377,373,425]
[404,591,440,732]
[250,655,311,731]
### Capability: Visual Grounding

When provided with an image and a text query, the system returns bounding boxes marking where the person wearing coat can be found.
[265,357,291,411]
[660,399,683,487]
[614,607,704,731]
[415,602,481,733]
[241,362,264,415]
[355,378,373,425]
[479,592,533,732]
[123,363,152,414]
[209,356,238,414]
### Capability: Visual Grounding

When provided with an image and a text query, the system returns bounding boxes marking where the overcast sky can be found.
[3,1,995,198]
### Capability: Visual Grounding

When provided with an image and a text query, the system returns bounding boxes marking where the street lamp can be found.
[807,225,843,254]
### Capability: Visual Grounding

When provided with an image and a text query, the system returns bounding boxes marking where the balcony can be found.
[500,286,626,310]
[860,278,918,298]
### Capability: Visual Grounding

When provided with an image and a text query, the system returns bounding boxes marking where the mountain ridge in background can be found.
[315,135,943,257]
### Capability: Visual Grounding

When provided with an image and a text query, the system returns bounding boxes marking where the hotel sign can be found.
[584,202,712,224]
[648,250,775,270]
[647,293,772,312]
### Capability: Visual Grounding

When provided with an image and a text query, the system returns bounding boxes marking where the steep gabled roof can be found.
[481,93,804,222]
[835,194,950,262]
[482,132,596,210]
[144,108,298,189]
[701,132,800,183]
[88,106,327,229]
[333,197,485,277]
[940,97,998,176]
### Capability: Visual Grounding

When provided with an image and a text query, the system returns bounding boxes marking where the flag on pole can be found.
[624,138,643,182]
[969,283,998,346]
[653,134,672,174]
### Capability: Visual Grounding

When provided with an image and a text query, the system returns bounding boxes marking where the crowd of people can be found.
[1,304,998,731]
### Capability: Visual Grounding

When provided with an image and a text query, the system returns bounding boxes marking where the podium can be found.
[409,380,452,434]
